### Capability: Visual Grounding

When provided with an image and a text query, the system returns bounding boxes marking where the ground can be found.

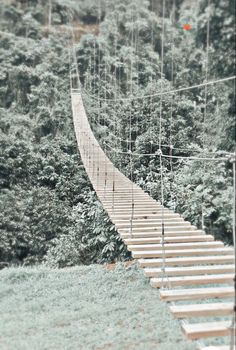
[0,263,196,350]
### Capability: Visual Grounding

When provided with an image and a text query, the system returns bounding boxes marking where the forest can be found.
[0,0,235,268]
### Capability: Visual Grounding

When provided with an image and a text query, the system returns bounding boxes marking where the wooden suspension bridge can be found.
[71,89,235,350]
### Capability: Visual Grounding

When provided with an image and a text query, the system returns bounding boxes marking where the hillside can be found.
[0,264,196,350]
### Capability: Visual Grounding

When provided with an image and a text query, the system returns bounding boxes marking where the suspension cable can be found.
[229,153,236,349]
[97,1,102,189]
[158,0,170,289]
[103,142,230,162]
[169,0,176,212]
[201,0,211,231]
[88,122,233,156]
[82,75,236,102]
[129,4,135,237]
[112,8,118,214]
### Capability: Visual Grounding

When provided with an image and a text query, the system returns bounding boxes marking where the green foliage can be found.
[173,160,233,243]
[46,192,130,268]
[0,187,73,264]
[0,0,234,267]
[82,0,234,245]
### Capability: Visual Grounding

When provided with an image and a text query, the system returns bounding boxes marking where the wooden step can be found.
[115,217,184,223]
[125,235,214,245]
[119,226,196,233]
[117,221,188,228]
[200,346,232,350]
[102,195,148,199]
[160,286,234,301]
[128,241,224,251]
[106,204,165,209]
[109,206,174,212]
[132,247,233,259]
[102,198,157,203]
[138,255,235,267]
[102,198,155,203]
[111,213,180,219]
[104,203,162,208]
[106,206,165,211]
[105,207,164,212]
[107,204,173,209]
[151,273,234,288]
[103,196,151,201]
[182,320,235,340]
[121,230,205,239]
[97,190,143,194]
[169,302,234,318]
[113,211,180,216]
[145,264,235,277]
[111,213,179,220]
[99,193,149,197]
[98,189,145,191]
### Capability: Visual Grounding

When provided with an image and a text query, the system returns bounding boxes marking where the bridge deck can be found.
[71,92,235,348]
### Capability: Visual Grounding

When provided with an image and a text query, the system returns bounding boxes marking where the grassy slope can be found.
[0,263,196,350]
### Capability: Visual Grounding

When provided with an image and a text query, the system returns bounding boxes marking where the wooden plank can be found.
[104,199,160,203]
[110,214,179,220]
[96,190,144,193]
[110,206,177,212]
[104,204,162,209]
[169,302,234,318]
[100,193,150,197]
[144,264,235,277]
[121,230,205,239]
[104,206,164,211]
[200,346,232,350]
[120,227,197,232]
[115,217,185,223]
[107,208,166,213]
[103,196,152,201]
[128,241,223,251]
[116,219,185,226]
[182,321,235,340]
[132,247,233,259]
[102,198,156,203]
[139,255,235,267]
[111,214,179,220]
[160,286,234,301]
[110,209,177,214]
[119,226,196,233]
[151,274,234,288]
[114,215,183,220]
[106,204,166,208]
[125,235,214,245]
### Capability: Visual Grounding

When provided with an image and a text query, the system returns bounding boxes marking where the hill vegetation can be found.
[0,263,197,350]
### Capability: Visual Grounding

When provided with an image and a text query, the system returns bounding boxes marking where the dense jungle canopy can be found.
[0,0,235,267]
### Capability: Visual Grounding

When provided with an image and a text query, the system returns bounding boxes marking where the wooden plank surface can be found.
[132,247,233,259]
[125,235,214,245]
[138,255,235,267]
[200,346,233,350]
[160,286,234,301]
[169,302,234,318]
[182,321,235,339]
[128,241,223,251]
[144,264,235,277]
[151,274,234,287]
[72,93,236,348]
